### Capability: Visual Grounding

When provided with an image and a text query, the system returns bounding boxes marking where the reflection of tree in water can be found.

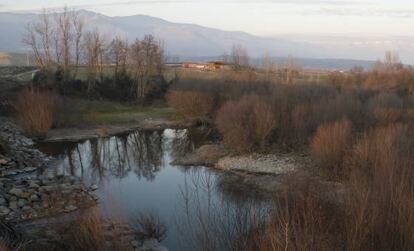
[175,169,270,251]
[129,130,164,181]
[61,130,165,183]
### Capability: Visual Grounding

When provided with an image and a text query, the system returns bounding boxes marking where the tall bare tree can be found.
[23,9,54,68]
[84,29,106,93]
[283,56,299,85]
[56,6,72,79]
[262,52,277,82]
[22,23,44,67]
[229,44,250,71]
[129,35,163,102]
[72,11,84,78]
[108,37,129,79]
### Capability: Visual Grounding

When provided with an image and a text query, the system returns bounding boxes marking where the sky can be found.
[1,0,414,37]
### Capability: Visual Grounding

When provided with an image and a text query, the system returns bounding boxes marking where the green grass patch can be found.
[54,98,178,128]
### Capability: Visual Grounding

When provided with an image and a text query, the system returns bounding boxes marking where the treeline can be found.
[329,51,414,94]
[24,7,166,103]
[168,74,414,155]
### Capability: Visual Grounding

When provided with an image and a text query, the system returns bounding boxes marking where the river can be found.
[37,128,270,251]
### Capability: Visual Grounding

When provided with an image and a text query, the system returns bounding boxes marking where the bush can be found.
[253,99,277,147]
[15,88,59,137]
[345,124,414,250]
[166,90,215,120]
[216,95,276,152]
[310,119,353,178]
[59,210,106,251]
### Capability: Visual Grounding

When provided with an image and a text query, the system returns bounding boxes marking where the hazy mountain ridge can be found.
[0,10,408,69]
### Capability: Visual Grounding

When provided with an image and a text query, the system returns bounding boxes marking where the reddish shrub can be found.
[15,88,59,137]
[216,95,276,152]
[166,90,215,120]
[310,119,353,178]
[345,124,414,251]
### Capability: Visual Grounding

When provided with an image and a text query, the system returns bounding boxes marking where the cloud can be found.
[78,0,370,8]
[300,7,414,18]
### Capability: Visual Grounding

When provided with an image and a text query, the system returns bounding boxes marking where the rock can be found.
[29,182,39,189]
[64,205,78,212]
[0,159,7,165]
[19,192,31,199]
[9,188,23,197]
[0,197,6,205]
[216,153,305,175]
[90,184,98,191]
[0,206,10,216]
[131,240,139,248]
[39,185,55,193]
[137,238,169,251]
[9,201,17,210]
[17,199,26,208]
[29,194,39,202]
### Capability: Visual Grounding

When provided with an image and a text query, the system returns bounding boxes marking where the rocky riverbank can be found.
[0,117,97,222]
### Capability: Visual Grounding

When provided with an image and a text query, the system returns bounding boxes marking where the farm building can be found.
[182,62,206,69]
[206,61,230,70]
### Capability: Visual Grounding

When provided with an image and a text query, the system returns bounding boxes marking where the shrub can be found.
[166,90,215,120]
[310,119,353,178]
[253,98,277,147]
[345,124,414,251]
[216,95,276,152]
[216,97,255,152]
[244,179,341,251]
[59,210,107,251]
[15,88,59,137]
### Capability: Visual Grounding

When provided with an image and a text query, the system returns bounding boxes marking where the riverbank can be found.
[0,117,170,251]
[0,117,97,222]
[45,118,194,142]
[171,143,345,201]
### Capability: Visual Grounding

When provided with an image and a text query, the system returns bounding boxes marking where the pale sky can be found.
[1,0,414,36]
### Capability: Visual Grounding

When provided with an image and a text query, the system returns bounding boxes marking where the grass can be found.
[55,98,178,128]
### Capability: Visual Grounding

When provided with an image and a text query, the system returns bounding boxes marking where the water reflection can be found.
[37,129,269,251]
[40,130,170,184]
[175,167,271,251]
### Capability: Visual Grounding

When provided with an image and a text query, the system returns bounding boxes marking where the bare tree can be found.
[283,56,300,85]
[22,23,44,67]
[56,6,72,79]
[84,29,106,93]
[37,9,53,66]
[128,35,163,102]
[23,9,54,68]
[72,11,84,78]
[108,37,129,79]
[229,44,250,71]
[262,52,277,81]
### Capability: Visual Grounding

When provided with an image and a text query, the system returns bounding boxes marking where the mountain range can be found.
[0,10,412,69]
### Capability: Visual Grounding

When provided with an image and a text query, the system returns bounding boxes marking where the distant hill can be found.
[0,10,406,69]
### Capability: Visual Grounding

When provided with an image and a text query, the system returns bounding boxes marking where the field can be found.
[54,98,178,128]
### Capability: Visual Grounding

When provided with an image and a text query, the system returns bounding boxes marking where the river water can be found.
[37,129,270,251]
